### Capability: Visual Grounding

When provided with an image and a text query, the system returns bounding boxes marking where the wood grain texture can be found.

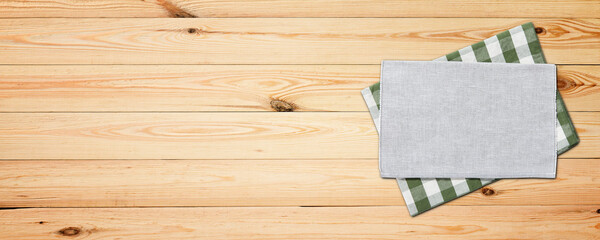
[0,112,378,160]
[558,65,600,111]
[0,18,598,64]
[1,2,599,239]
[0,65,377,112]
[0,112,596,160]
[1,0,599,18]
[0,159,598,208]
[0,206,598,239]
[1,65,598,112]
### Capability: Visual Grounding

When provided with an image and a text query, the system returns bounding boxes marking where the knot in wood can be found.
[556,77,573,90]
[187,28,197,34]
[157,0,197,18]
[58,227,81,237]
[535,27,545,34]
[556,77,575,91]
[481,187,496,196]
[596,209,600,214]
[270,99,295,112]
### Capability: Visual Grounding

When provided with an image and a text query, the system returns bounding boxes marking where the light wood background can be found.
[0,0,599,239]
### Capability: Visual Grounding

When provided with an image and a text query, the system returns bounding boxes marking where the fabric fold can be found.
[360,22,579,216]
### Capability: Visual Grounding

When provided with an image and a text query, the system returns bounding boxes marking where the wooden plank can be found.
[0,112,377,160]
[1,0,599,18]
[560,112,600,159]
[0,159,598,208]
[0,18,598,64]
[0,65,377,112]
[1,65,598,112]
[558,65,600,111]
[0,206,598,239]
[0,112,596,159]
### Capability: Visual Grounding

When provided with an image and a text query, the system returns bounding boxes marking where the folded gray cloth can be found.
[379,61,557,178]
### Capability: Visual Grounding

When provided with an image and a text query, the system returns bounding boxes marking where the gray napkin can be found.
[379,61,557,178]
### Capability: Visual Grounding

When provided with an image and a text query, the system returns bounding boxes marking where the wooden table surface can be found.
[0,1,599,239]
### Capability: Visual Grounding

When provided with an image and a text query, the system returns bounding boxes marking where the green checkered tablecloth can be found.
[361,22,579,216]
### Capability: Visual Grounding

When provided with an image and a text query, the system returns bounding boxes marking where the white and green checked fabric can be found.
[361,22,579,216]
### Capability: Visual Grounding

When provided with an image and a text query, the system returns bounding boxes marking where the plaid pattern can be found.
[362,22,579,216]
